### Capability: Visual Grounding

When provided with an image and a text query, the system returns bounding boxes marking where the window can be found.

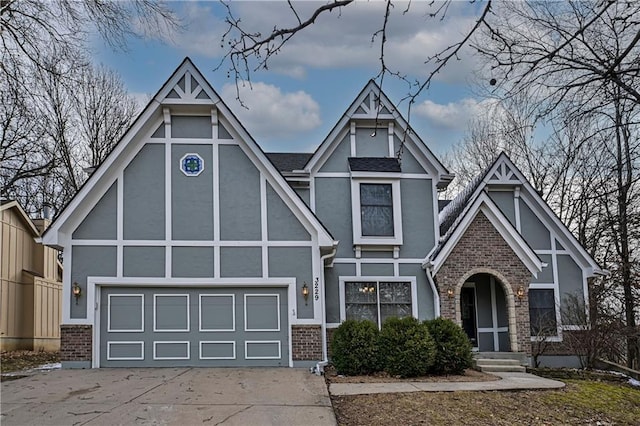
[351,179,402,245]
[529,289,557,335]
[345,281,412,328]
[360,184,394,236]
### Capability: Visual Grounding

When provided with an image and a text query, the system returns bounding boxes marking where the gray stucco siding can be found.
[394,138,426,174]
[319,135,350,173]
[294,188,310,206]
[171,116,212,139]
[324,263,356,323]
[219,145,261,241]
[360,263,394,276]
[123,144,165,240]
[399,264,433,320]
[400,179,435,258]
[531,254,553,283]
[488,190,516,227]
[520,201,551,250]
[557,254,585,314]
[220,247,262,277]
[73,182,117,240]
[218,121,233,139]
[355,127,388,157]
[315,177,353,257]
[171,144,214,240]
[172,247,214,278]
[268,247,313,319]
[266,183,310,241]
[151,123,165,138]
[71,245,117,318]
[361,251,393,259]
[495,284,508,327]
[475,279,493,328]
[123,246,165,277]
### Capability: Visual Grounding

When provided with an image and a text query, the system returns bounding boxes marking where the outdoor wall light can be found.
[516,286,525,299]
[447,287,454,298]
[302,282,309,305]
[72,282,82,304]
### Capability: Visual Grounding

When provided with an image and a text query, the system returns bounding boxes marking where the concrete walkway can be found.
[1,368,336,425]
[329,372,566,396]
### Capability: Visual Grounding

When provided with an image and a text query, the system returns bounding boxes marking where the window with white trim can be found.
[345,281,412,328]
[351,179,402,245]
[529,289,558,335]
[360,184,394,236]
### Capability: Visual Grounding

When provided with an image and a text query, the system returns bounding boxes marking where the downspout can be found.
[422,246,440,318]
[315,243,338,375]
[422,253,440,318]
[423,263,441,318]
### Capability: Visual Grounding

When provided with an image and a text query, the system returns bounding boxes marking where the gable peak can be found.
[349,80,397,120]
[157,57,218,105]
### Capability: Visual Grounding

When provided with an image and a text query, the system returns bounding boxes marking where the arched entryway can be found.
[454,270,518,352]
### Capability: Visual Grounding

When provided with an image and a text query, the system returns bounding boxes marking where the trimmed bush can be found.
[330,319,380,375]
[379,317,436,377]
[425,317,473,374]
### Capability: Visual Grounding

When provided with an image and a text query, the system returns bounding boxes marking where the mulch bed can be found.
[324,365,498,384]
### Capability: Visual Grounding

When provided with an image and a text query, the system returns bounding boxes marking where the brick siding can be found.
[436,211,533,354]
[60,325,92,361]
[291,325,322,361]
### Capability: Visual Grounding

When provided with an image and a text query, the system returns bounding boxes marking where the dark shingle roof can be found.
[348,157,401,173]
[265,153,313,172]
[438,200,451,212]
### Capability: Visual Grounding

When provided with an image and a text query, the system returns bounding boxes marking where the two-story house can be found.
[42,58,605,369]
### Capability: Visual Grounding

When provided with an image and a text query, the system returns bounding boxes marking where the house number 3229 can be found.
[314,278,320,301]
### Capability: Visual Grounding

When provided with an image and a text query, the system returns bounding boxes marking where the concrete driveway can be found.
[0,368,336,425]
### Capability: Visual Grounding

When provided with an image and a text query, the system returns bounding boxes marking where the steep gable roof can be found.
[429,191,544,276]
[42,58,335,249]
[304,80,453,186]
[266,153,313,173]
[430,152,605,277]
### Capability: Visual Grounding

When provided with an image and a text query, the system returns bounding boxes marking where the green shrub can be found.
[379,317,436,377]
[425,317,473,374]
[330,319,381,375]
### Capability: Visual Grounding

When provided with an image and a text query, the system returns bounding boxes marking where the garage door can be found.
[99,287,289,367]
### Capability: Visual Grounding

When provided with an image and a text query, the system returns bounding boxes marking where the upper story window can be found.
[351,178,403,246]
[360,184,393,236]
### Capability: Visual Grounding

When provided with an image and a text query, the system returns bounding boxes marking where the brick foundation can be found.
[291,325,322,361]
[60,325,92,362]
[436,211,532,355]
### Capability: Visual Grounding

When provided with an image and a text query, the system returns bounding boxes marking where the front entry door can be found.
[460,287,477,347]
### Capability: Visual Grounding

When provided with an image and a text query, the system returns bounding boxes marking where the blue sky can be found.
[94,1,493,155]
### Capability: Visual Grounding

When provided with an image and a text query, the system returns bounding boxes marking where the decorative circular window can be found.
[180,153,204,176]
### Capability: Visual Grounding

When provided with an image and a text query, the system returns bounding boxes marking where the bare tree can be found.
[0,0,176,215]
[475,1,640,112]
[1,56,139,216]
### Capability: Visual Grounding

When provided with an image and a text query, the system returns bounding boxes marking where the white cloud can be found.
[414,98,496,130]
[220,82,322,142]
[167,1,484,84]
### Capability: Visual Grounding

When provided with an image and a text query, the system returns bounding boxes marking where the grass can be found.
[0,350,60,374]
[331,376,640,425]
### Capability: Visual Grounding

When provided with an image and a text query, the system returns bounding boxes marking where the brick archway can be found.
[435,211,533,354]
[454,268,518,352]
